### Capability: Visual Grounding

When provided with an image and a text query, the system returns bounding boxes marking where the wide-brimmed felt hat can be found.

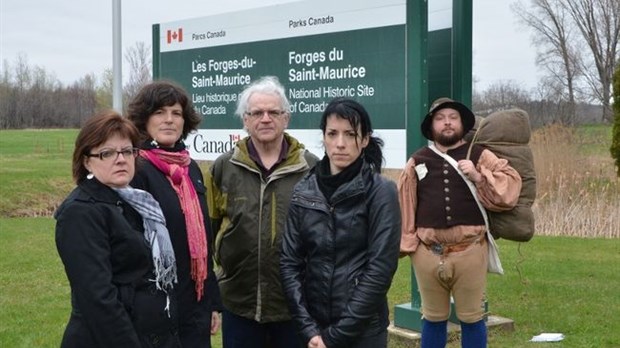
[421,97,476,140]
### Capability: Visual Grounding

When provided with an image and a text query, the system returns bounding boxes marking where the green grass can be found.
[0,126,615,217]
[0,129,77,217]
[574,124,614,156]
[0,218,70,347]
[1,128,619,347]
[484,238,620,347]
[1,218,618,347]
[387,237,620,348]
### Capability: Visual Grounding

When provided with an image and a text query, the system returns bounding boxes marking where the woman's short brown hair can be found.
[126,80,201,142]
[72,110,139,184]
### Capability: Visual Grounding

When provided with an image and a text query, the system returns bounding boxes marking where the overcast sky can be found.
[0,0,539,91]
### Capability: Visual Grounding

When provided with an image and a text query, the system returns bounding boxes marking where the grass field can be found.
[0,129,77,217]
[1,218,618,347]
[1,126,619,347]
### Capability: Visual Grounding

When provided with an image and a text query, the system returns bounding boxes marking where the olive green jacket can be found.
[206,133,318,322]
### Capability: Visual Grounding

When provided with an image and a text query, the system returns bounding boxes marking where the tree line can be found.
[0,53,99,129]
[1,0,618,130]
[0,61,610,130]
[0,42,150,129]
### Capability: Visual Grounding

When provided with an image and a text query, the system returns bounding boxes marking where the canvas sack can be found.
[467,109,537,242]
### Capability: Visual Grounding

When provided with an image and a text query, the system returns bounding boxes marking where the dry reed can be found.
[530,124,619,238]
[383,124,619,239]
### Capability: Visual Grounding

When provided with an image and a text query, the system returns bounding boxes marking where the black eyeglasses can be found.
[244,109,286,119]
[86,147,139,161]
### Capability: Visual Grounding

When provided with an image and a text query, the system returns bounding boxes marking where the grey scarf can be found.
[113,186,178,291]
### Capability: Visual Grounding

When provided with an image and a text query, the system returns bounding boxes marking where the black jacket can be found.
[131,155,222,332]
[55,178,179,348]
[280,160,401,348]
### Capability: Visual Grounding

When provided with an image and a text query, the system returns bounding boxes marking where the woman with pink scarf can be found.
[128,81,222,348]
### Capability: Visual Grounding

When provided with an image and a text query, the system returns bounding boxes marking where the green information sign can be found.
[157,26,406,130]
[153,0,410,167]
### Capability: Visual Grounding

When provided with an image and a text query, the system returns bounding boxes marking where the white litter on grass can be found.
[530,333,565,342]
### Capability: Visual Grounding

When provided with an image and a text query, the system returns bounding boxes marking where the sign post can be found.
[394,0,475,332]
[153,0,476,334]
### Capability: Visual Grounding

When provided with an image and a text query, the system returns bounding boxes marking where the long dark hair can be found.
[320,98,384,172]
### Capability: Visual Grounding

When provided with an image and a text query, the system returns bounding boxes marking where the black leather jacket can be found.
[280,161,401,348]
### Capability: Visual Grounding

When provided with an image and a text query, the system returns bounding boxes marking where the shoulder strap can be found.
[428,144,504,274]
[428,144,489,228]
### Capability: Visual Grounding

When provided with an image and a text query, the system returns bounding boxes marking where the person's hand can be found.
[210,311,221,335]
[457,159,482,183]
[308,335,327,348]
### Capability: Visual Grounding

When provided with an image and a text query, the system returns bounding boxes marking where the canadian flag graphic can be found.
[167,28,183,44]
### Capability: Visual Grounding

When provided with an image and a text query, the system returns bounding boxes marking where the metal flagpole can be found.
[112,0,122,112]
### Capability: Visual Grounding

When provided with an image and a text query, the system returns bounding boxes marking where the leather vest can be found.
[413,144,485,228]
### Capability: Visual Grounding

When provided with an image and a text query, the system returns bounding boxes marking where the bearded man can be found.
[397,98,521,348]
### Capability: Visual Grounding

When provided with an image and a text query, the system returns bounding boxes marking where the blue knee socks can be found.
[460,320,487,348]
[421,319,486,348]
[421,319,447,348]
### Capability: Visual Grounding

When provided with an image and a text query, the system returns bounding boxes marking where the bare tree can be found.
[563,0,620,122]
[74,74,98,126]
[513,0,620,123]
[12,53,31,128]
[474,80,531,115]
[0,60,13,128]
[124,41,152,105]
[531,78,578,125]
[96,68,114,111]
[513,0,580,121]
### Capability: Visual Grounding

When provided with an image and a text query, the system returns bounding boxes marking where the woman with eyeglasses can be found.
[55,111,181,347]
[127,80,222,348]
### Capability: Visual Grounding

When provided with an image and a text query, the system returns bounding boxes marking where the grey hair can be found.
[235,76,291,120]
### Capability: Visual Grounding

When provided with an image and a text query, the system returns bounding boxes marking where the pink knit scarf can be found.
[141,149,208,301]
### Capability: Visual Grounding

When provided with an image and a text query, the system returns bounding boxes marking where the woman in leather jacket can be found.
[280,98,401,348]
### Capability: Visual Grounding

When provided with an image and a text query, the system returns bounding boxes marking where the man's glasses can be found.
[245,109,286,119]
[87,147,139,161]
